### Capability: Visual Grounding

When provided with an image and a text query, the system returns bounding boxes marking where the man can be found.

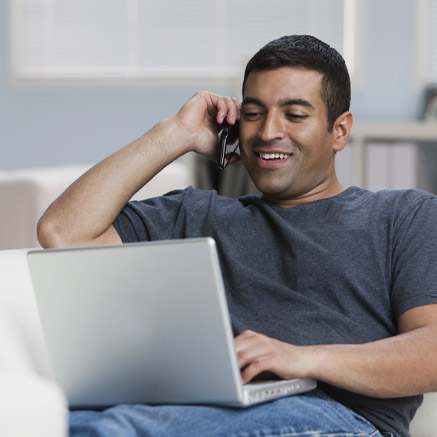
[38,35,437,437]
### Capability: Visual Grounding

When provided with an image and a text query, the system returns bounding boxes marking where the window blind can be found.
[11,0,347,81]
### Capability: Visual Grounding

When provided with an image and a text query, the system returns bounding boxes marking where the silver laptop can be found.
[27,238,316,408]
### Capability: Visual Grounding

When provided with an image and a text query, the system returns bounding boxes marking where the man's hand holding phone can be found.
[173,91,241,164]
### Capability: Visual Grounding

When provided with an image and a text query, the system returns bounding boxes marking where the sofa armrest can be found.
[0,249,67,436]
[0,374,67,437]
[410,392,437,437]
[0,161,194,249]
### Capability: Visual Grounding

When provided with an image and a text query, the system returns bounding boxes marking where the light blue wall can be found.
[0,0,424,170]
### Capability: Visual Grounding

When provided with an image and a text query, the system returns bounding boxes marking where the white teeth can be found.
[259,153,290,160]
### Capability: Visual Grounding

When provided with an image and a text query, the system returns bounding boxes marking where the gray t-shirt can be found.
[113,185,437,436]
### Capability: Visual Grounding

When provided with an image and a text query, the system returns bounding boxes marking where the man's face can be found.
[239,67,340,206]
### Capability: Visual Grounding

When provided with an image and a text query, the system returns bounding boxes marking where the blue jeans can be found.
[69,389,388,437]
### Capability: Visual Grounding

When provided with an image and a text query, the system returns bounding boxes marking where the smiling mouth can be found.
[256,152,291,160]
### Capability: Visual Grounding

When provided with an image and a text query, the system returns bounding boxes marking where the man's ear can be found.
[332,111,353,153]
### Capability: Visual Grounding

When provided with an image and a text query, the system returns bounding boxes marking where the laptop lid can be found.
[27,238,315,408]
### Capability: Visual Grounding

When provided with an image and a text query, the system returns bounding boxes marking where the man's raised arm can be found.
[37,92,241,248]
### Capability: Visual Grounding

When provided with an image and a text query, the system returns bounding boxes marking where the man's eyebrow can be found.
[242,96,315,109]
[241,97,264,106]
[278,98,315,109]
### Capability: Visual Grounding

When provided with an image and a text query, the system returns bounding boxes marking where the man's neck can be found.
[262,179,345,208]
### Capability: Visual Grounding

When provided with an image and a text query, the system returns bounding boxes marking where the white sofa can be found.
[0,161,194,435]
[0,163,436,435]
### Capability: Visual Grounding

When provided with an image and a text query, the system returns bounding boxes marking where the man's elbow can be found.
[37,215,122,248]
[37,215,69,248]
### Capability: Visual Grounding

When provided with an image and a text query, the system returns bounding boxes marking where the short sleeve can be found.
[112,188,191,243]
[391,194,437,319]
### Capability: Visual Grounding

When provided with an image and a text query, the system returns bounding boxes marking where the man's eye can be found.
[287,114,307,120]
[244,112,263,119]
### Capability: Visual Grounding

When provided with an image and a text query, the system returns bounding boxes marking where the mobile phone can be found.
[218,122,239,170]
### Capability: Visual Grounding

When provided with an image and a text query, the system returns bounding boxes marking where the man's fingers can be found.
[240,353,277,384]
[234,330,305,384]
[235,331,273,373]
[222,97,241,125]
[209,94,241,126]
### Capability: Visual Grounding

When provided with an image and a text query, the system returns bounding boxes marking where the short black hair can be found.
[242,35,351,131]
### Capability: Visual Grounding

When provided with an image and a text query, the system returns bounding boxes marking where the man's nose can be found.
[258,111,285,142]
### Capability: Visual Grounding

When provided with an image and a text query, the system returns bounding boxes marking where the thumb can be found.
[227,153,243,166]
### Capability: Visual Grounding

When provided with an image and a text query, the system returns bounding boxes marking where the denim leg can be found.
[69,389,384,437]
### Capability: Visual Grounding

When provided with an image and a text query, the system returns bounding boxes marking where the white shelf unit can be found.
[350,122,437,189]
